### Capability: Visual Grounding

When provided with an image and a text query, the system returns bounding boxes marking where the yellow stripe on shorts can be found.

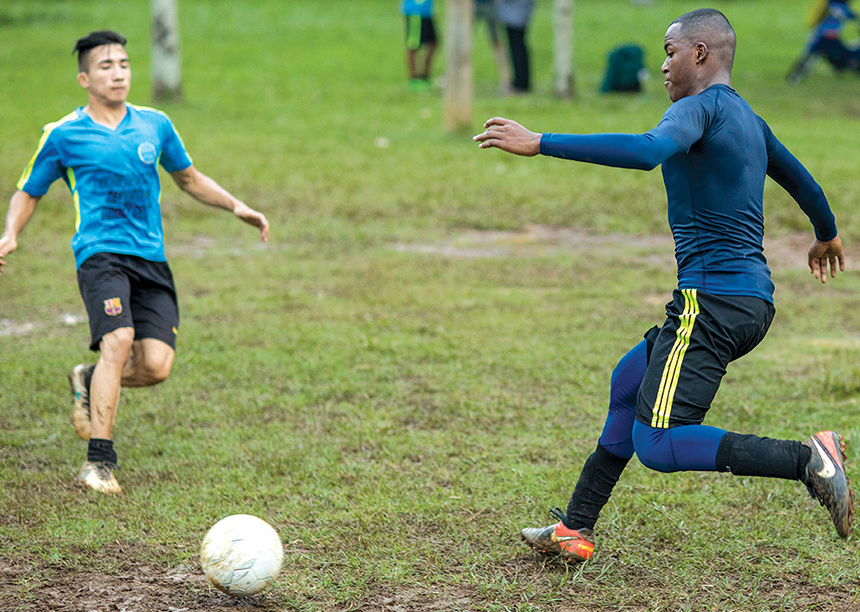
[651,289,699,429]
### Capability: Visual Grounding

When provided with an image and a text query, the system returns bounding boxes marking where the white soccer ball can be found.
[200,514,284,597]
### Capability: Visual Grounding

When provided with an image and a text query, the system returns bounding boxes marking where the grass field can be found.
[1,0,860,610]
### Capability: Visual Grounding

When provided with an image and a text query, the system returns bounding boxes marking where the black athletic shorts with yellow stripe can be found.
[636,289,775,429]
[77,252,180,352]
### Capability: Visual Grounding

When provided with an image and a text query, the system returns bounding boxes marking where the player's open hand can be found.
[808,235,844,284]
[473,117,542,156]
[0,235,17,273]
[234,202,269,242]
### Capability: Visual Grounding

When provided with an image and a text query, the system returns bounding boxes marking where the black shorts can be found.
[405,15,437,51]
[76,252,179,352]
[636,289,775,429]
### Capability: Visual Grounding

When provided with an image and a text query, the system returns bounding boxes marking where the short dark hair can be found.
[73,30,127,72]
[671,9,736,68]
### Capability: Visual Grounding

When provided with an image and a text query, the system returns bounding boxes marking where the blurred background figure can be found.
[497,0,535,93]
[475,0,513,94]
[401,0,438,91]
[600,44,647,93]
[787,0,860,82]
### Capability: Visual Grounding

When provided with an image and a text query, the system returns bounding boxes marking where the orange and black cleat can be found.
[520,508,594,562]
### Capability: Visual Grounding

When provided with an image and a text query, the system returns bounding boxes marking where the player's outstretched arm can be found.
[473,117,542,156]
[808,235,844,284]
[0,191,40,273]
[170,166,269,242]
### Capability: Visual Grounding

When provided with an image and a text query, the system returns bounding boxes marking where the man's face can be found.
[78,43,130,107]
[661,23,697,102]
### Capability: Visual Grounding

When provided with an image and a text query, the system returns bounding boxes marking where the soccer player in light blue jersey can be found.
[0,31,269,494]
[401,0,438,90]
[474,9,853,560]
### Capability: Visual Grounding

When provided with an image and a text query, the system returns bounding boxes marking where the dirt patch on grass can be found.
[4,229,853,341]
[394,226,858,274]
[1,558,482,612]
[340,584,478,612]
[0,558,252,612]
[3,555,859,612]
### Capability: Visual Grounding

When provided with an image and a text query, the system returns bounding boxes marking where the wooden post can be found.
[151,0,183,102]
[553,0,575,98]
[444,0,473,132]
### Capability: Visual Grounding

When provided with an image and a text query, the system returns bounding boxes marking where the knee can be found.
[140,351,173,385]
[126,340,175,387]
[632,421,678,473]
[636,445,675,473]
[99,327,135,362]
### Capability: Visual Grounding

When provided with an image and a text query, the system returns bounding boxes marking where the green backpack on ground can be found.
[601,44,645,93]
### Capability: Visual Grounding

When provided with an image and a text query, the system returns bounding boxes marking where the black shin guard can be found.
[87,438,117,465]
[565,444,631,531]
[716,432,810,480]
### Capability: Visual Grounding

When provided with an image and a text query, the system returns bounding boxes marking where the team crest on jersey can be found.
[104,298,123,316]
[138,142,157,164]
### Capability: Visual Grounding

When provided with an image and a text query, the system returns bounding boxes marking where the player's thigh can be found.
[420,17,437,46]
[77,253,137,351]
[636,289,773,429]
[636,289,728,429]
[405,15,423,50]
[128,259,180,352]
[476,4,501,42]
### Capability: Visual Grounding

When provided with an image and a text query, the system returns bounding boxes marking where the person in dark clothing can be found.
[497,0,535,92]
[474,8,852,561]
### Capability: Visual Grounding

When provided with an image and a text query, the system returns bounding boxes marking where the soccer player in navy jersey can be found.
[474,8,853,561]
[0,31,269,494]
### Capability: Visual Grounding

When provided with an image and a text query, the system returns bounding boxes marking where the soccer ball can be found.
[200,514,284,596]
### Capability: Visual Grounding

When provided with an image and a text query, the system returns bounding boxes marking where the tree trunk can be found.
[553,0,575,98]
[151,0,183,102]
[444,0,473,132]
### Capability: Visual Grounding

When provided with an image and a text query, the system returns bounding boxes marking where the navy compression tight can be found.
[597,339,728,472]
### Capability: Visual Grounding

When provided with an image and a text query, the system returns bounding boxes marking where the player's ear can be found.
[695,42,708,63]
[77,71,89,88]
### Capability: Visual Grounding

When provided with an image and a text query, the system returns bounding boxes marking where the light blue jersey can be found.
[17,104,193,268]
[401,0,433,17]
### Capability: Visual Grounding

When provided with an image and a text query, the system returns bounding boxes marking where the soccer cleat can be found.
[77,460,121,494]
[520,508,595,562]
[409,78,431,92]
[802,431,854,538]
[68,364,95,440]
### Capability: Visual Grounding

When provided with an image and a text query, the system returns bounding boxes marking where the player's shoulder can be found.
[752,111,770,129]
[752,111,777,145]
[660,85,750,132]
[661,90,710,121]
[668,85,727,113]
[126,102,175,125]
[690,84,754,119]
[41,109,86,134]
[700,83,739,106]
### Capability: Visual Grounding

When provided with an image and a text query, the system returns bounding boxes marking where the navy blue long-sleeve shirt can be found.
[540,84,837,303]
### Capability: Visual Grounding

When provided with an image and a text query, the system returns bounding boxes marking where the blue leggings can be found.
[597,339,728,472]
